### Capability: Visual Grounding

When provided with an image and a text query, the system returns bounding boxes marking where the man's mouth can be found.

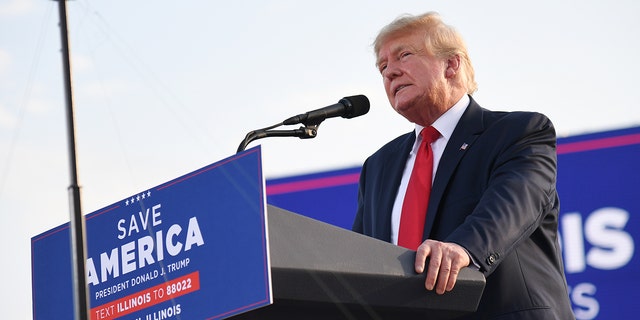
[395,84,409,95]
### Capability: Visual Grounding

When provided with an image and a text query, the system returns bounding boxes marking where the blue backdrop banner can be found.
[266,126,639,320]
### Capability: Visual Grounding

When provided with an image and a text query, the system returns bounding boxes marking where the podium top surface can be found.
[265,205,485,316]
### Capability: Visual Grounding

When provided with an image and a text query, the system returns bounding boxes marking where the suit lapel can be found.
[423,98,486,239]
[376,132,415,241]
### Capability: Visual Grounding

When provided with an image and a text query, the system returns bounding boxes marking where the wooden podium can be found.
[232,205,485,319]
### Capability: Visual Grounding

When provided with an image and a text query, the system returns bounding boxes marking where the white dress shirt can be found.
[390,94,470,245]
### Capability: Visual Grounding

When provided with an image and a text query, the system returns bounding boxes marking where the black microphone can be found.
[282,95,370,126]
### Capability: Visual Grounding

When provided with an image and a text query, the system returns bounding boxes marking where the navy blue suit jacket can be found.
[353,97,574,319]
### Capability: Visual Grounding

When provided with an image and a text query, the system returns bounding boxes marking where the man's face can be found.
[376,32,450,125]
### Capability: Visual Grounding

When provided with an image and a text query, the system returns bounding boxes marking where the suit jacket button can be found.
[487,254,498,265]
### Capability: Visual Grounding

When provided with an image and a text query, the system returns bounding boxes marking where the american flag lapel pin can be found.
[460,143,469,150]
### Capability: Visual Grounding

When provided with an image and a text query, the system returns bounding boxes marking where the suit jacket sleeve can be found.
[444,112,559,276]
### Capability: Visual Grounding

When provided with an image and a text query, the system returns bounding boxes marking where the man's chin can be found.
[392,101,414,116]
[393,108,418,123]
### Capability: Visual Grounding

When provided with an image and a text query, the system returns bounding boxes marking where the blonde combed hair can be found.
[374,12,478,95]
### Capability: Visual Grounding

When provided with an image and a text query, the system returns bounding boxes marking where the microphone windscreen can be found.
[340,95,370,119]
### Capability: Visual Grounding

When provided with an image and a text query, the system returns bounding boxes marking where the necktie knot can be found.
[421,126,440,145]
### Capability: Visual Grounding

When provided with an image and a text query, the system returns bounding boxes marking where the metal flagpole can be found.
[54,0,90,318]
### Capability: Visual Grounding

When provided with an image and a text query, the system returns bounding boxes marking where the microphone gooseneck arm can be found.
[236,123,319,153]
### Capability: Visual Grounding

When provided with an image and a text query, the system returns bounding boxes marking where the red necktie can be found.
[398,126,440,250]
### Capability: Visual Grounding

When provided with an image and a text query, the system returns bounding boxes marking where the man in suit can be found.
[352,12,575,319]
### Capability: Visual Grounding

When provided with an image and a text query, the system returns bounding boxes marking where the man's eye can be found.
[400,51,412,58]
[379,64,387,73]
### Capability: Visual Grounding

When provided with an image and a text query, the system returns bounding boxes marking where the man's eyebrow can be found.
[376,44,411,67]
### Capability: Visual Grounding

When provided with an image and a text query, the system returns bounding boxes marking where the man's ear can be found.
[445,55,461,78]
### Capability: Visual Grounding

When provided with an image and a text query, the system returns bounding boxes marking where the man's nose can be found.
[383,62,401,80]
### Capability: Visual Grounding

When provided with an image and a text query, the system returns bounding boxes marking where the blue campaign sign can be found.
[32,146,271,320]
[556,126,639,320]
[266,126,640,320]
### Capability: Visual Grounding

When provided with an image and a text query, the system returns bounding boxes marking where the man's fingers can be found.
[435,257,452,294]
[440,253,468,294]
[425,246,442,291]
[415,240,443,291]
[414,242,431,273]
[414,240,471,294]
[446,266,460,292]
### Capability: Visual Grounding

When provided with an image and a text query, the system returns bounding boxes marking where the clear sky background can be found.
[1,0,639,317]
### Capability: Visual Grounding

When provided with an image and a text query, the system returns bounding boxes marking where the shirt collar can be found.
[414,94,470,141]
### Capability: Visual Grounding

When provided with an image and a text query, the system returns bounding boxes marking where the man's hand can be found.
[415,240,471,295]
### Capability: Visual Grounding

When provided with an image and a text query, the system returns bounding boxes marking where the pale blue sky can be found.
[1,0,639,317]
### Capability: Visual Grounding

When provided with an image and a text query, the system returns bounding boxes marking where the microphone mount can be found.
[236,95,369,153]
